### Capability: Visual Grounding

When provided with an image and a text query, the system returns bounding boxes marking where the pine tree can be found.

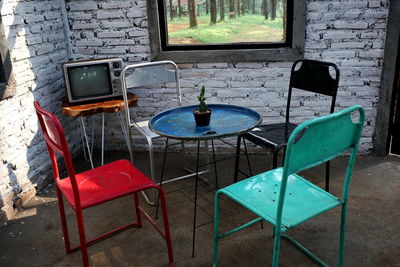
[271,0,277,20]
[178,0,182,18]
[210,0,217,24]
[229,0,235,19]
[188,0,197,28]
[219,0,225,21]
[169,0,174,21]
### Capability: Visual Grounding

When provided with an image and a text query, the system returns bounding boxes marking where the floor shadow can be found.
[0,152,399,266]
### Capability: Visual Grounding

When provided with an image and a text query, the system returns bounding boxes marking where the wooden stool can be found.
[62,93,138,168]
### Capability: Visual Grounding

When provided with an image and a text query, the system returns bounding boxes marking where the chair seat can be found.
[135,120,161,139]
[57,159,154,210]
[243,122,298,149]
[220,168,341,231]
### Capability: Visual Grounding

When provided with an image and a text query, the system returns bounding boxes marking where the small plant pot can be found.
[193,109,212,126]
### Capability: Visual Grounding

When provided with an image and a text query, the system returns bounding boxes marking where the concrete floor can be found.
[0,150,400,267]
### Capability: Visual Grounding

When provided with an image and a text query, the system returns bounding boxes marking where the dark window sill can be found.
[151,47,304,63]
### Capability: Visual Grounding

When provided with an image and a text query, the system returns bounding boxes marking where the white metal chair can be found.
[121,61,182,203]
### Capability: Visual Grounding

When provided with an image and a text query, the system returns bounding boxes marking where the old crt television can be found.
[62,57,123,104]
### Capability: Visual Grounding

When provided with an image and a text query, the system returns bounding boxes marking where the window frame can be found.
[146,0,306,63]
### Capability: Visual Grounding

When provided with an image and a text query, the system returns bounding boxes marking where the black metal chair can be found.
[233,59,340,191]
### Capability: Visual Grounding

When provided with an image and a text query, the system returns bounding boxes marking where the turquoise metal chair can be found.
[213,105,364,266]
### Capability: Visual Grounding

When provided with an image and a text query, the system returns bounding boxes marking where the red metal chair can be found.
[34,101,174,267]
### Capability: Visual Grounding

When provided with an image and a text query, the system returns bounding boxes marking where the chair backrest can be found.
[286,59,340,123]
[34,101,81,205]
[121,60,181,128]
[276,105,364,225]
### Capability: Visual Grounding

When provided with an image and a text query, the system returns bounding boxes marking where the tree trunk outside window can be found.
[229,0,235,19]
[271,0,277,20]
[242,0,246,15]
[169,0,174,20]
[282,0,287,39]
[188,0,197,27]
[210,0,217,24]
[219,0,225,21]
[262,0,269,19]
[178,0,182,18]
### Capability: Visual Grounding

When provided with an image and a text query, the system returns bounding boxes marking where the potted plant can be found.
[193,85,212,126]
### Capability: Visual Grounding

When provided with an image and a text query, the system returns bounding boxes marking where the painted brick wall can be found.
[0,0,80,222]
[65,0,388,154]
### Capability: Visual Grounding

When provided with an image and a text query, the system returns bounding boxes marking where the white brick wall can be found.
[0,0,80,222]
[64,0,388,154]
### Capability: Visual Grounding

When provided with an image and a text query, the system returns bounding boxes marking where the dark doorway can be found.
[388,35,400,154]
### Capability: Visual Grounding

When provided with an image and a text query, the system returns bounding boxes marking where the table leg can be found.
[156,138,169,219]
[80,117,94,169]
[243,138,253,176]
[183,141,210,185]
[192,139,201,258]
[203,140,211,185]
[154,138,218,257]
[233,136,242,183]
[211,140,219,190]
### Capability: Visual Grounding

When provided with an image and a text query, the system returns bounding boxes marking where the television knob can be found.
[113,62,120,69]
[114,70,121,77]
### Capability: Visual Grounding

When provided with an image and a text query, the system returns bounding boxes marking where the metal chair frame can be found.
[34,101,174,267]
[121,61,184,203]
[234,59,340,191]
[214,105,365,266]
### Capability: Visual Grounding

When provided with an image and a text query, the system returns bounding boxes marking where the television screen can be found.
[67,63,112,100]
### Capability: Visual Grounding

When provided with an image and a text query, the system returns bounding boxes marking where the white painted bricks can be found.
[0,0,80,223]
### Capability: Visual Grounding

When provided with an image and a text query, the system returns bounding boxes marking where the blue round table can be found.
[149,104,262,140]
[149,104,261,257]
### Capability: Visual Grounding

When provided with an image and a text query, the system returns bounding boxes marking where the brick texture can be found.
[0,0,81,223]
[64,0,388,155]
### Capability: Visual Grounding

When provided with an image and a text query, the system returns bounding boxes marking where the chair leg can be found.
[181,140,187,172]
[75,208,89,267]
[272,147,280,169]
[213,191,222,267]
[56,187,72,254]
[127,128,135,165]
[148,143,155,183]
[242,138,253,176]
[211,140,219,190]
[325,161,330,192]
[272,226,282,267]
[338,203,348,267]
[135,138,157,206]
[134,192,142,227]
[282,146,287,166]
[157,188,174,266]
[233,135,242,183]
[156,138,169,220]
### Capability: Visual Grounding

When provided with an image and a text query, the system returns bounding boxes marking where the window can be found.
[147,0,306,63]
